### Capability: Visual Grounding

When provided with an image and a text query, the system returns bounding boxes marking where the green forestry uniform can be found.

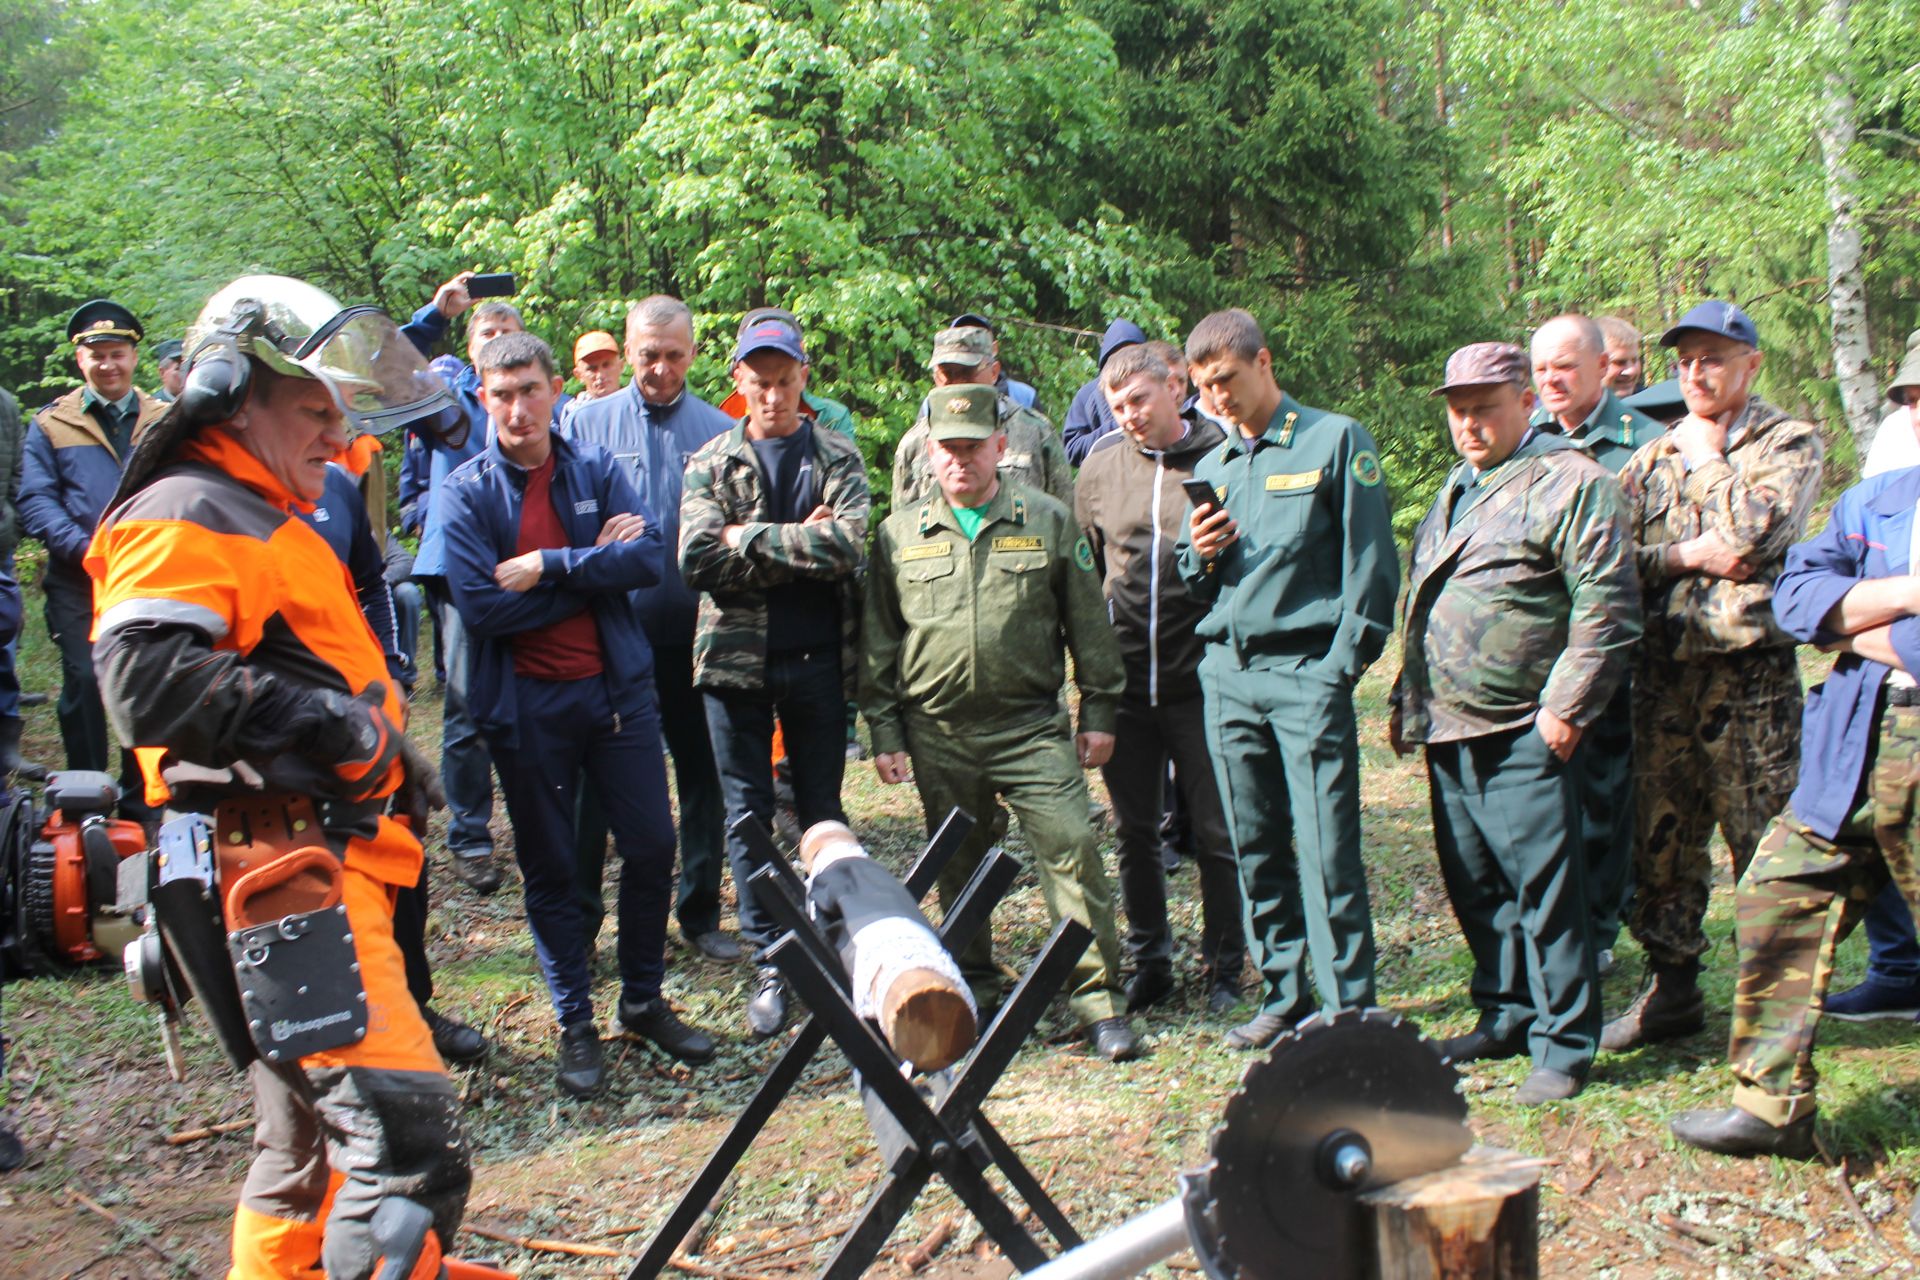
[1175,393,1400,1020]
[861,393,1127,1026]
[1396,427,1641,1076]
[1530,387,1666,954]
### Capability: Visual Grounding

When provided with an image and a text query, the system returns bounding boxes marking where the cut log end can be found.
[881,970,977,1072]
[799,821,860,873]
[1359,1145,1541,1280]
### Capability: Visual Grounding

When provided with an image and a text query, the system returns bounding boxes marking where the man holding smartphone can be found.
[1176,308,1399,1051]
[1603,301,1824,1053]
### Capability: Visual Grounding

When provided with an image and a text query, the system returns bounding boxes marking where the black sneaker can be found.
[619,997,717,1064]
[556,1022,605,1098]
[423,1007,488,1065]
[1124,968,1176,1014]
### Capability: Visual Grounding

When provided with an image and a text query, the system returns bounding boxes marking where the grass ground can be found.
[3,587,1919,1279]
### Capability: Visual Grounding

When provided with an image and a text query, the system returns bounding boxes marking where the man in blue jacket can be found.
[400,272,545,895]
[21,301,167,779]
[1671,462,1920,1162]
[565,296,739,963]
[440,333,714,1097]
[1061,318,1146,465]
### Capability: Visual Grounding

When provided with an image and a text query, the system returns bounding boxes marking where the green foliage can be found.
[0,0,1913,505]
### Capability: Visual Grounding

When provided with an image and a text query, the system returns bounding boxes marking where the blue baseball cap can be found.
[730,315,807,365]
[1660,301,1759,349]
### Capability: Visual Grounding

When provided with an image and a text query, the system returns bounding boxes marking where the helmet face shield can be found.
[186,275,453,436]
[299,306,454,434]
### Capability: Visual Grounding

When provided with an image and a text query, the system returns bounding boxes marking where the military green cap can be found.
[928,326,994,368]
[927,385,1000,440]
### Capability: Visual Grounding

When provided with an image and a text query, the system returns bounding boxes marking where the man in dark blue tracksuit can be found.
[564,296,737,961]
[439,333,714,1098]
[400,272,564,894]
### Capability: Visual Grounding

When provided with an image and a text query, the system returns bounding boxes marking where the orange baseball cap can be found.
[573,330,620,363]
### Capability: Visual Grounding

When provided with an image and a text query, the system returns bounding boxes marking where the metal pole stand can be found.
[625,809,1090,1279]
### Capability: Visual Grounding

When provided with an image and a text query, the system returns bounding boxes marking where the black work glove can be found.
[309,682,405,803]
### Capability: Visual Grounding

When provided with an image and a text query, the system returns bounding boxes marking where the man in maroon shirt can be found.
[440,333,715,1097]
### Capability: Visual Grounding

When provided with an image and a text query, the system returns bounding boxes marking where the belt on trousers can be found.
[1886,683,1920,709]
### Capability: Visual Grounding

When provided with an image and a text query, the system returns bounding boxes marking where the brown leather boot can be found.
[1601,960,1705,1051]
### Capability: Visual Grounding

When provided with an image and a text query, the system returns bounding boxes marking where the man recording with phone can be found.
[1602,301,1824,1055]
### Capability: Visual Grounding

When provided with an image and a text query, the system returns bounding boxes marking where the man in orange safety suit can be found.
[86,276,484,1280]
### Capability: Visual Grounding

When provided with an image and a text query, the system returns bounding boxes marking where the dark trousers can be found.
[393,861,433,1008]
[704,649,847,952]
[1102,690,1245,982]
[43,570,106,771]
[1860,879,1920,982]
[427,583,495,855]
[391,579,424,675]
[1577,679,1635,951]
[1429,725,1599,1077]
[574,644,727,941]
[485,675,675,1026]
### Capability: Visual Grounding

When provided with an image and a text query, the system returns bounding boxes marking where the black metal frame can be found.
[625,808,1089,1279]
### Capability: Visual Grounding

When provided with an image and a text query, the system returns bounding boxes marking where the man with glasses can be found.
[1602,301,1824,1054]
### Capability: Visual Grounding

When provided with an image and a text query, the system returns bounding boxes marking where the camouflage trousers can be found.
[1629,647,1802,967]
[1727,704,1920,1126]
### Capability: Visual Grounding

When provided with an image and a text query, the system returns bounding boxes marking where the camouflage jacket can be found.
[679,420,870,698]
[1617,397,1822,662]
[891,394,1073,510]
[1394,431,1641,744]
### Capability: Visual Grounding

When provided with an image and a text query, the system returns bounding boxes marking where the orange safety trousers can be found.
[228,821,473,1280]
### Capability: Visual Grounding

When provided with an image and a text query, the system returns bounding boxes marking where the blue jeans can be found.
[485,675,675,1026]
[429,584,495,855]
[391,579,424,677]
[703,649,848,952]
[1862,880,1920,984]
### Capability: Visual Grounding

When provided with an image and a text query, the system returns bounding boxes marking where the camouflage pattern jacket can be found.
[1395,431,1642,744]
[1618,397,1823,662]
[891,394,1073,510]
[679,420,870,698]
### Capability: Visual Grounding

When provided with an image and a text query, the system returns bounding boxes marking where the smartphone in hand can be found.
[466,272,517,298]
[1181,478,1220,511]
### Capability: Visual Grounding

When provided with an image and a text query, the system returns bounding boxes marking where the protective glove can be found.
[311,682,405,802]
[392,733,446,833]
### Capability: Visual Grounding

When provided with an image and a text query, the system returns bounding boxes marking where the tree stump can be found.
[1359,1145,1542,1280]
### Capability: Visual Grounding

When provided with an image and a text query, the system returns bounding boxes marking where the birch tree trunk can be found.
[1818,0,1881,454]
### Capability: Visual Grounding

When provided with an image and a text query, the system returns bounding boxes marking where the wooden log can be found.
[798,821,976,1072]
[1359,1145,1542,1280]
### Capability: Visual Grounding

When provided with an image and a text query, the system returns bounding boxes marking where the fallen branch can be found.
[730,1223,850,1266]
[165,1119,252,1146]
[461,1223,623,1258]
[899,1216,954,1272]
[68,1189,187,1272]
[1656,1211,1746,1253]
[1834,1160,1909,1261]
[664,1255,783,1280]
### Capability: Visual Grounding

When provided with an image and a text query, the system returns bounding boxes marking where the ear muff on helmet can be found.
[176,300,273,427]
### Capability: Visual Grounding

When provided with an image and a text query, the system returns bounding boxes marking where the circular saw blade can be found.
[1205,1008,1470,1279]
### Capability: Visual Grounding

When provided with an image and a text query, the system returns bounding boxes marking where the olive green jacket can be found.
[860,480,1123,755]
[1394,431,1641,744]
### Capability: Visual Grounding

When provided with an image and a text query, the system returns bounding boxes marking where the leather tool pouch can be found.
[215,794,368,1063]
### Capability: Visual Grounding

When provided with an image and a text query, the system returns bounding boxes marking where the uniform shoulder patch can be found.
[1351,450,1384,487]
[1074,535,1095,571]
